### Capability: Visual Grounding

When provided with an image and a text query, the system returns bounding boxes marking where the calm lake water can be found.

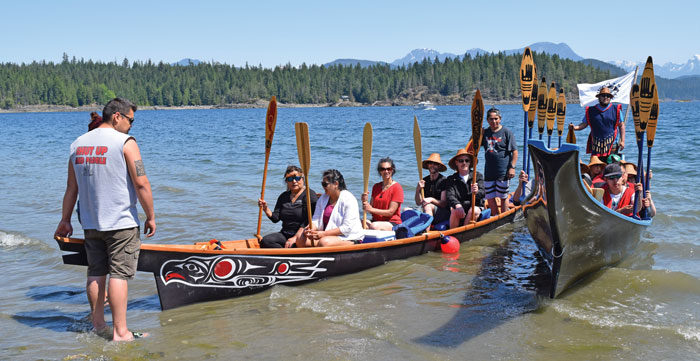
[1,103,698,360]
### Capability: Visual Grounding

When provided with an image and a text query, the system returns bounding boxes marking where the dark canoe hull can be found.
[55,208,517,310]
[524,140,651,298]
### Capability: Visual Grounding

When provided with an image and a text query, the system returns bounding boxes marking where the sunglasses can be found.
[599,94,613,99]
[378,167,393,172]
[121,113,134,124]
[321,181,330,188]
[605,175,621,180]
[456,158,471,164]
[285,175,302,182]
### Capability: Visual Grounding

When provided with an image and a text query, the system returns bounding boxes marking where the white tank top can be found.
[70,128,139,231]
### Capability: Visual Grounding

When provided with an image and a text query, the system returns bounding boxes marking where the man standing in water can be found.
[55,98,155,341]
[570,87,626,157]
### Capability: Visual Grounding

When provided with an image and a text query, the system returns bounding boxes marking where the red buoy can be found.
[440,235,460,253]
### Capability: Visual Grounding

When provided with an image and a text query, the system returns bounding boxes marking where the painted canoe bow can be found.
[523,140,651,298]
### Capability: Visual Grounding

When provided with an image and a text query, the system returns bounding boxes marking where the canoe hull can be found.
[56,209,517,310]
[524,140,651,297]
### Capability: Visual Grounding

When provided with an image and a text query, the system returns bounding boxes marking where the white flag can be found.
[577,70,635,107]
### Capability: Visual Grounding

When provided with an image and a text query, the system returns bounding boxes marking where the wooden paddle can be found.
[638,56,656,133]
[294,122,313,234]
[526,66,538,176]
[537,77,547,140]
[546,82,556,147]
[413,116,424,202]
[630,83,645,219]
[255,96,278,240]
[470,90,484,223]
[645,68,659,188]
[556,88,566,147]
[566,124,576,144]
[362,122,373,228]
[519,47,535,190]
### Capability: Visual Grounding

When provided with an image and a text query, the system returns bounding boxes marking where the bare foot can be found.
[113,331,149,342]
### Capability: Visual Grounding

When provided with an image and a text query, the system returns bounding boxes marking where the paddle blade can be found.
[647,82,659,147]
[471,89,484,157]
[294,122,311,175]
[528,68,538,127]
[537,77,547,134]
[546,83,556,135]
[566,123,576,144]
[363,122,373,193]
[630,83,643,143]
[265,96,278,149]
[638,56,656,131]
[413,116,423,181]
[519,47,535,112]
[556,89,566,136]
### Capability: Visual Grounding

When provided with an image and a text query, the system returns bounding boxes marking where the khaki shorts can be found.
[84,227,141,280]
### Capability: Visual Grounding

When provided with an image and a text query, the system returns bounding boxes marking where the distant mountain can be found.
[503,42,584,61]
[608,55,700,79]
[580,59,626,76]
[324,58,387,67]
[173,58,203,66]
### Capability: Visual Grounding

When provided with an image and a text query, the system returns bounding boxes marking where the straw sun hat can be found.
[422,153,447,172]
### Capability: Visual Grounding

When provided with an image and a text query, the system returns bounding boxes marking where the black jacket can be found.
[445,171,485,209]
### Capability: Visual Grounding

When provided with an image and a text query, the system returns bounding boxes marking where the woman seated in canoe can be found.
[298,169,364,247]
[361,157,404,230]
[601,163,655,217]
[258,165,318,248]
[588,155,606,188]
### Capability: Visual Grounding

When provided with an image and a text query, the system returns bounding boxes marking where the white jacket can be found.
[312,189,364,241]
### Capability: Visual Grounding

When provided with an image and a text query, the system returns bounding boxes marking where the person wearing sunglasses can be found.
[298,169,364,247]
[445,148,485,228]
[601,163,643,217]
[570,87,626,157]
[361,157,404,231]
[258,165,318,248]
[54,97,155,341]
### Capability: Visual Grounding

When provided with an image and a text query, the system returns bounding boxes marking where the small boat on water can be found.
[414,101,437,110]
[523,140,651,297]
[55,206,519,310]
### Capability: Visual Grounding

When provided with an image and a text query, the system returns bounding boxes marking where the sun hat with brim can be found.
[422,153,447,172]
[596,87,614,98]
[588,155,606,168]
[579,161,589,176]
[603,163,623,178]
[623,162,637,175]
[448,148,477,170]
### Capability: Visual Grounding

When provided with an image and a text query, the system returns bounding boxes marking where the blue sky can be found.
[2,0,697,67]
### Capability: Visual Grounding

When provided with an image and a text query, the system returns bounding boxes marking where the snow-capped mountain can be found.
[608,55,700,79]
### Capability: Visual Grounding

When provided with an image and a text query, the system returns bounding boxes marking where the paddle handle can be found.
[255,151,271,239]
[470,167,477,223]
[305,173,313,229]
[526,127,533,176]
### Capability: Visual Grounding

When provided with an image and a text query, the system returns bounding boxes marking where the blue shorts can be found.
[485,180,509,199]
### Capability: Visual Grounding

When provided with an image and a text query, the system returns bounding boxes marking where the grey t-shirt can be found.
[481,126,516,181]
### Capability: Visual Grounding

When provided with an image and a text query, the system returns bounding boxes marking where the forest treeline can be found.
[0,52,618,109]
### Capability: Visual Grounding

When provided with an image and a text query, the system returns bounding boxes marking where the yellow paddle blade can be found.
[413,116,422,181]
[638,56,656,131]
[265,96,277,150]
[537,77,547,134]
[630,84,643,142]
[566,124,576,144]
[362,122,373,193]
[295,122,310,176]
[546,82,556,135]
[519,47,535,112]
[471,89,484,157]
[528,65,538,127]
[647,81,659,147]
[556,89,566,136]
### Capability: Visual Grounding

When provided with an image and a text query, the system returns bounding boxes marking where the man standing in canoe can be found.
[481,108,518,215]
[54,98,155,341]
[571,87,626,157]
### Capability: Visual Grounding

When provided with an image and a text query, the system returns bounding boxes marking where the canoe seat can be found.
[393,209,433,239]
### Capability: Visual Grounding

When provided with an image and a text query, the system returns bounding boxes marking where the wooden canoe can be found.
[523,140,651,297]
[55,206,520,310]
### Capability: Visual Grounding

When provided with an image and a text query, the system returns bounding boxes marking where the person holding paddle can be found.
[445,148,485,228]
[362,157,404,231]
[258,165,318,248]
[298,169,364,247]
[414,153,449,224]
[570,87,626,157]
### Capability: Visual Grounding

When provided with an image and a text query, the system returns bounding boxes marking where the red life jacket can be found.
[602,183,635,216]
